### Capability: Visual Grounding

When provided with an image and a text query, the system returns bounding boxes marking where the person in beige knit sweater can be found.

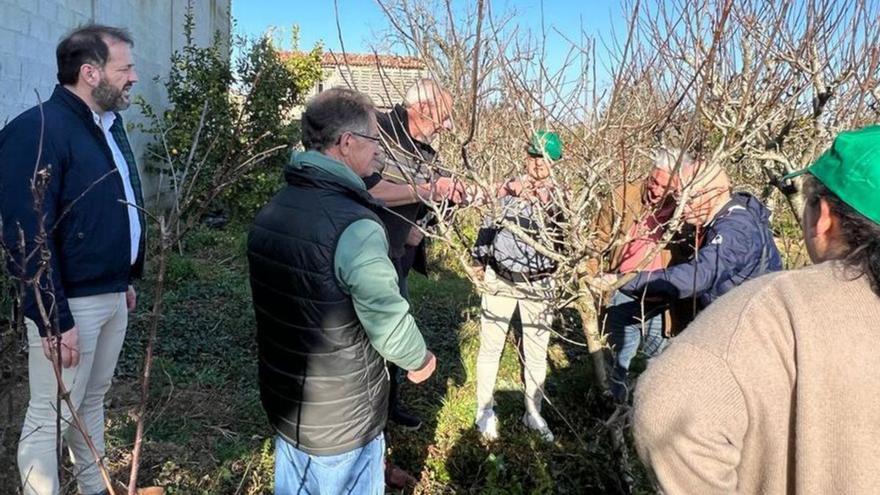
[633,125,880,494]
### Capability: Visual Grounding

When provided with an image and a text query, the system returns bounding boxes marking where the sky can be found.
[232,0,625,62]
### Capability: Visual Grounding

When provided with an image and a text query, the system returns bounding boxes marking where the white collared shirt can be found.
[92,110,142,265]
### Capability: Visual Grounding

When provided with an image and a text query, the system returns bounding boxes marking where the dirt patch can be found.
[0,342,27,492]
[0,351,242,494]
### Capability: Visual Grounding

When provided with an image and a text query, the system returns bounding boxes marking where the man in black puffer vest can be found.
[247,88,437,494]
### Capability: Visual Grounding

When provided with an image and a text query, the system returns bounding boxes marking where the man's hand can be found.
[432,177,454,200]
[500,178,524,198]
[431,177,468,203]
[407,351,437,384]
[449,179,468,204]
[471,265,486,282]
[405,226,425,247]
[126,285,137,312]
[41,325,80,368]
[593,273,620,291]
[466,184,486,206]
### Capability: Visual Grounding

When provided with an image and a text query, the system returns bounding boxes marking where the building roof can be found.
[284,51,425,70]
[321,52,424,70]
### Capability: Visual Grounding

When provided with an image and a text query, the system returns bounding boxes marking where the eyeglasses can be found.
[335,131,382,146]
[350,131,382,143]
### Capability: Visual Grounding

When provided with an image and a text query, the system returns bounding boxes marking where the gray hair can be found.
[301,88,375,152]
[653,148,694,173]
[403,78,448,107]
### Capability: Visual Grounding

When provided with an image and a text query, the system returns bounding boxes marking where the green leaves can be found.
[225,33,323,215]
[137,6,324,219]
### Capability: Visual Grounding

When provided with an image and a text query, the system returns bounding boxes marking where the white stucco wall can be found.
[0,0,231,203]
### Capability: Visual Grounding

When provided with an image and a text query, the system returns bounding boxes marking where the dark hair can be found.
[803,173,880,296]
[56,24,134,85]
[301,88,375,152]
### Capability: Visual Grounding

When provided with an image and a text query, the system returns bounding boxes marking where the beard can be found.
[92,78,131,112]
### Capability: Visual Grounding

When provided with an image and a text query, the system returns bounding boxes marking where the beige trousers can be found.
[475,266,554,415]
[18,292,128,495]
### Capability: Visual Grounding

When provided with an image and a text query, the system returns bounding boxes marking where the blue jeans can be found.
[606,291,667,402]
[275,433,385,495]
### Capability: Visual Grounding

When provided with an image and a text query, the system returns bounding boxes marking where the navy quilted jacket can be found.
[620,192,782,309]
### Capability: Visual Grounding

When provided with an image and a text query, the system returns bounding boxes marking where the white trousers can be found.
[18,292,128,495]
[475,267,554,415]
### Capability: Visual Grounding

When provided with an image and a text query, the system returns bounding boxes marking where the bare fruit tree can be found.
[331,0,879,489]
[365,0,879,383]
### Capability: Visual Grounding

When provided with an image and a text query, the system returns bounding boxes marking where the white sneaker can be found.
[522,412,555,442]
[475,408,499,441]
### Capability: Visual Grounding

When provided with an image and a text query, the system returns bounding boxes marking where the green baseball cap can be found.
[785,125,880,225]
[527,130,563,161]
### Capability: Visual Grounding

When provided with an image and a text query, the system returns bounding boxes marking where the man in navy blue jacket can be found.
[601,160,782,401]
[0,25,143,495]
[612,161,782,315]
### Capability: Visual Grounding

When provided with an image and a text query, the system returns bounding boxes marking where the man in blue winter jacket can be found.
[0,25,144,495]
[606,159,782,328]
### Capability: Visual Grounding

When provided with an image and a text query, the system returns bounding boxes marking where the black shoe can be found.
[389,405,422,431]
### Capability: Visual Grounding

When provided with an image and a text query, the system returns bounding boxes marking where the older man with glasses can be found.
[634,126,880,494]
[362,79,463,441]
[601,159,782,404]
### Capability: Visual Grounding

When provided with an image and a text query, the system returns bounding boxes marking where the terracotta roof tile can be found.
[283,51,425,70]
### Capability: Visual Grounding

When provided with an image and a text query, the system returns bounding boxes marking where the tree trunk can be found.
[574,278,608,391]
[782,188,804,221]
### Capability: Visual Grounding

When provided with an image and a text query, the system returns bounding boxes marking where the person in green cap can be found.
[470,130,566,442]
[632,125,880,494]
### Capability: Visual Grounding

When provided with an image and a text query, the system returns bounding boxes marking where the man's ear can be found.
[79,64,101,88]
[814,197,836,237]
[336,132,353,157]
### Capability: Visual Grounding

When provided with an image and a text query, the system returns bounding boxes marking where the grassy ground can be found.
[0,223,653,494]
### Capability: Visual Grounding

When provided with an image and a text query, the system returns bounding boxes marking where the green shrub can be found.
[136,4,235,206]
[137,3,323,220]
[165,252,198,287]
[0,246,18,329]
[226,28,323,215]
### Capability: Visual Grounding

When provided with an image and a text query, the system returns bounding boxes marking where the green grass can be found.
[1,202,810,493]
[97,223,653,494]
[104,222,272,494]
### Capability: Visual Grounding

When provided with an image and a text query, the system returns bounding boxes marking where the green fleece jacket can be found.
[289,151,428,371]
